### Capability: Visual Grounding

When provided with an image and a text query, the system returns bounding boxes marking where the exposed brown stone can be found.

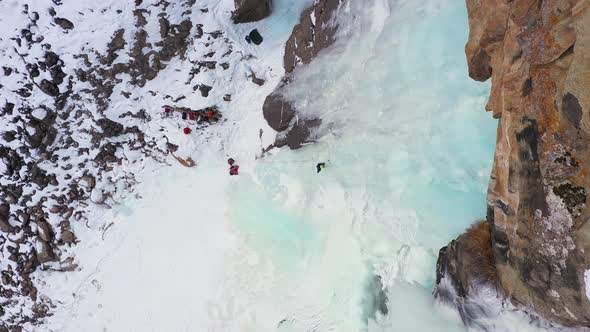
[232,0,272,24]
[60,230,75,244]
[438,0,590,327]
[283,0,341,74]
[37,220,53,242]
[263,88,296,132]
[53,17,74,30]
[35,241,55,264]
[435,221,497,328]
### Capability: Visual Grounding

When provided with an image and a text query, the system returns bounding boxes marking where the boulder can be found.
[262,88,296,132]
[275,118,321,150]
[2,131,16,142]
[0,204,14,233]
[44,52,60,68]
[94,143,118,164]
[26,118,57,149]
[35,240,55,264]
[29,164,53,189]
[199,84,212,97]
[54,17,74,30]
[60,230,75,244]
[38,79,59,97]
[79,175,96,189]
[159,17,169,38]
[232,0,272,24]
[251,75,265,86]
[36,220,53,242]
[97,118,124,137]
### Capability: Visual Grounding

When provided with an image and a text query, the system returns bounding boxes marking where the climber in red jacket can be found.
[228,158,239,175]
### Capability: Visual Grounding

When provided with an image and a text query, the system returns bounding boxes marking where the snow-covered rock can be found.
[0,0,283,328]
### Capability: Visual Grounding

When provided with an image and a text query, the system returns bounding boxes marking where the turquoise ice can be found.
[227,0,498,331]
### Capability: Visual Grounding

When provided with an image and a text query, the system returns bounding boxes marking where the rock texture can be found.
[232,0,272,24]
[436,222,496,300]
[262,0,342,150]
[437,0,590,328]
[435,221,498,328]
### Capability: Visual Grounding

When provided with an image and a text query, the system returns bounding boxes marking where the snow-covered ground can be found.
[2,0,583,331]
[0,0,311,328]
[27,0,320,330]
[41,166,238,331]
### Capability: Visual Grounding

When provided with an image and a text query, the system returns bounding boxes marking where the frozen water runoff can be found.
[38,1,567,331]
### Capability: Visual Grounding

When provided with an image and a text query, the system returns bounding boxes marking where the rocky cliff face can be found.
[262,0,342,150]
[436,0,590,328]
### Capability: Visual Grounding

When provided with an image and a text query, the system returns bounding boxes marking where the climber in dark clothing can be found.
[316,162,326,173]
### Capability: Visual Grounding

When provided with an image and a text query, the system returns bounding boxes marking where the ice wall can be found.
[221,0,498,330]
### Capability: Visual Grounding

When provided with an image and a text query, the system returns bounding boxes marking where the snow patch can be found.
[0,159,7,175]
[585,269,590,302]
[32,108,47,119]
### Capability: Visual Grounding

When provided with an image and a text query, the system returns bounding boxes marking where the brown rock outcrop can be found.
[262,0,343,150]
[436,222,496,299]
[232,0,272,24]
[282,0,341,74]
[435,221,498,329]
[437,0,590,327]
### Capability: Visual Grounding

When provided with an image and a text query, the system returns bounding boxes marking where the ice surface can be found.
[221,0,496,330]
[37,0,572,331]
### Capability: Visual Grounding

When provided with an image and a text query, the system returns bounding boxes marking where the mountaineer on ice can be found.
[228,158,239,176]
[316,162,326,173]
